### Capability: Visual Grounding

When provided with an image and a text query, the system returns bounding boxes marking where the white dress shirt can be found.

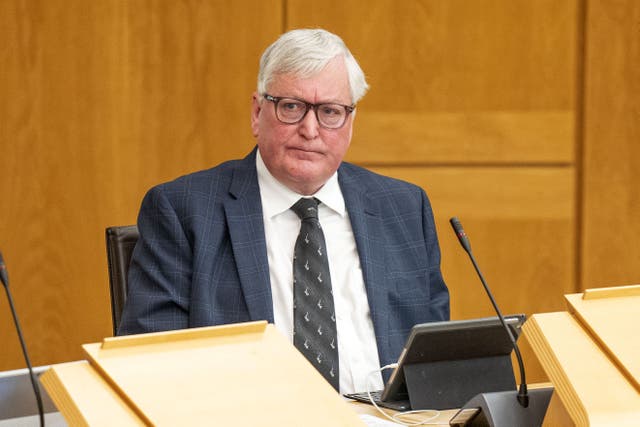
[256,151,383,394]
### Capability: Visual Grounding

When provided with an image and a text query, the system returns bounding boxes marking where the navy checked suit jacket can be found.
[118,148,450,367]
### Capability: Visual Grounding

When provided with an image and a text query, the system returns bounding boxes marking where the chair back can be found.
[105,225,139,335]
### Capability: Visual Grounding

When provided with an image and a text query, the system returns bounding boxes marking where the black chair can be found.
[105,225,139,335]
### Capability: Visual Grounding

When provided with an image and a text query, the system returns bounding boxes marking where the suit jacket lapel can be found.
[224,148,274,323]
[339,165,392,364]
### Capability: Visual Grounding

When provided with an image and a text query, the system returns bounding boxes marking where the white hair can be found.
[257,29,369,104]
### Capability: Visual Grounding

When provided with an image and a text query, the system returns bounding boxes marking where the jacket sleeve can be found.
[421,188,450,321]
[117,185,192,335]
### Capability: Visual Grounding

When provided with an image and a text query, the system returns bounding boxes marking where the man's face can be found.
[251,56,353,195]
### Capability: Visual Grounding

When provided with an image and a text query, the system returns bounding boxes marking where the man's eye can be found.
[282,102,303,111]
[321,106,342,116]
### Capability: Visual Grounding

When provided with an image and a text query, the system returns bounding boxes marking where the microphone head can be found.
[449,217,462,232]
[0,251,8,288]
[449,217,471,253]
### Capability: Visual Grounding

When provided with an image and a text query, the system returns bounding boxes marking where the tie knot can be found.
[291,197,319,220]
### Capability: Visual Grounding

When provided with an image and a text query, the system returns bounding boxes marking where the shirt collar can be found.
[256,149,346,218]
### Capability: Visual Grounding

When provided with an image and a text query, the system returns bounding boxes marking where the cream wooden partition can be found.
[1,0,638,387]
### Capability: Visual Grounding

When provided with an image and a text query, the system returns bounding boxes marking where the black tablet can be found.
[345,314,526,410]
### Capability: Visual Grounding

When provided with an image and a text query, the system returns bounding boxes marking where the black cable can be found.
[1,252,45,426]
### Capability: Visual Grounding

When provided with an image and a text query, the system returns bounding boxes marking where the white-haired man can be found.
[119,29,450,394]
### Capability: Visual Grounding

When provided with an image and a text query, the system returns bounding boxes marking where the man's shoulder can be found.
[154,152,255,193]
[339,161,423,194]
[164,160,237,186]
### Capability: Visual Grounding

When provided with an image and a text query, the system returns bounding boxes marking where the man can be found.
[118,29,449,394]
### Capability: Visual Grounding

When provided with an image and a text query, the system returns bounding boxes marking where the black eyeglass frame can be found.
[263,93,355,129]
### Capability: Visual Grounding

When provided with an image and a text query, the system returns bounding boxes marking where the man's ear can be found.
[250,92,261,137]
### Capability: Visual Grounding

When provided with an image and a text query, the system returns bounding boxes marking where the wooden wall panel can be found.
[1,0,126,373]
[288,0,577,164]
[0,0,282,371]
[289,0,576,110]
[581,0,640,289]
[107,0,281,226]
[352,110,574,164]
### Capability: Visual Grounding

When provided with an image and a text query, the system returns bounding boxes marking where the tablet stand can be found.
[403,354,517,410]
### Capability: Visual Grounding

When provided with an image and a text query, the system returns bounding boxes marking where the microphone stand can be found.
[448,218,552,427]
[1,252,45,427]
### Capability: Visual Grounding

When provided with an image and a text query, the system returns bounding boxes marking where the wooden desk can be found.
[43,360,459,426]
[41,321,561,426]
[41,361,143,426]
[523,285,640,426]
[349,399,457,425]
[41,322,373,426]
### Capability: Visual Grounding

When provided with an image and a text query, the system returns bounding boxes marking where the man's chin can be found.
[283,167,330,195]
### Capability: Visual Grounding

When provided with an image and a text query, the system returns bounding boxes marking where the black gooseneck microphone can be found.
[449,217,529,408]
[0,251,45,427]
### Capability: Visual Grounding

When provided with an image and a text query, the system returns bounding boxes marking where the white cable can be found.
[365,365,448,426]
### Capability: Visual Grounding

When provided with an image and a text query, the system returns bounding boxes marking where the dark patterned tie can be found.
[291,197,339,391]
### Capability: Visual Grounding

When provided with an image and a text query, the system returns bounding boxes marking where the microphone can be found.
[448,217,552,427]
[449,217,528,407]
[1,251,45,427]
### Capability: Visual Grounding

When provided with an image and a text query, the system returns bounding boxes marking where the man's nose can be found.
[298,108,320,139]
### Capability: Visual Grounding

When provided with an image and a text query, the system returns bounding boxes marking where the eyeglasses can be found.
[263,93,355,129]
